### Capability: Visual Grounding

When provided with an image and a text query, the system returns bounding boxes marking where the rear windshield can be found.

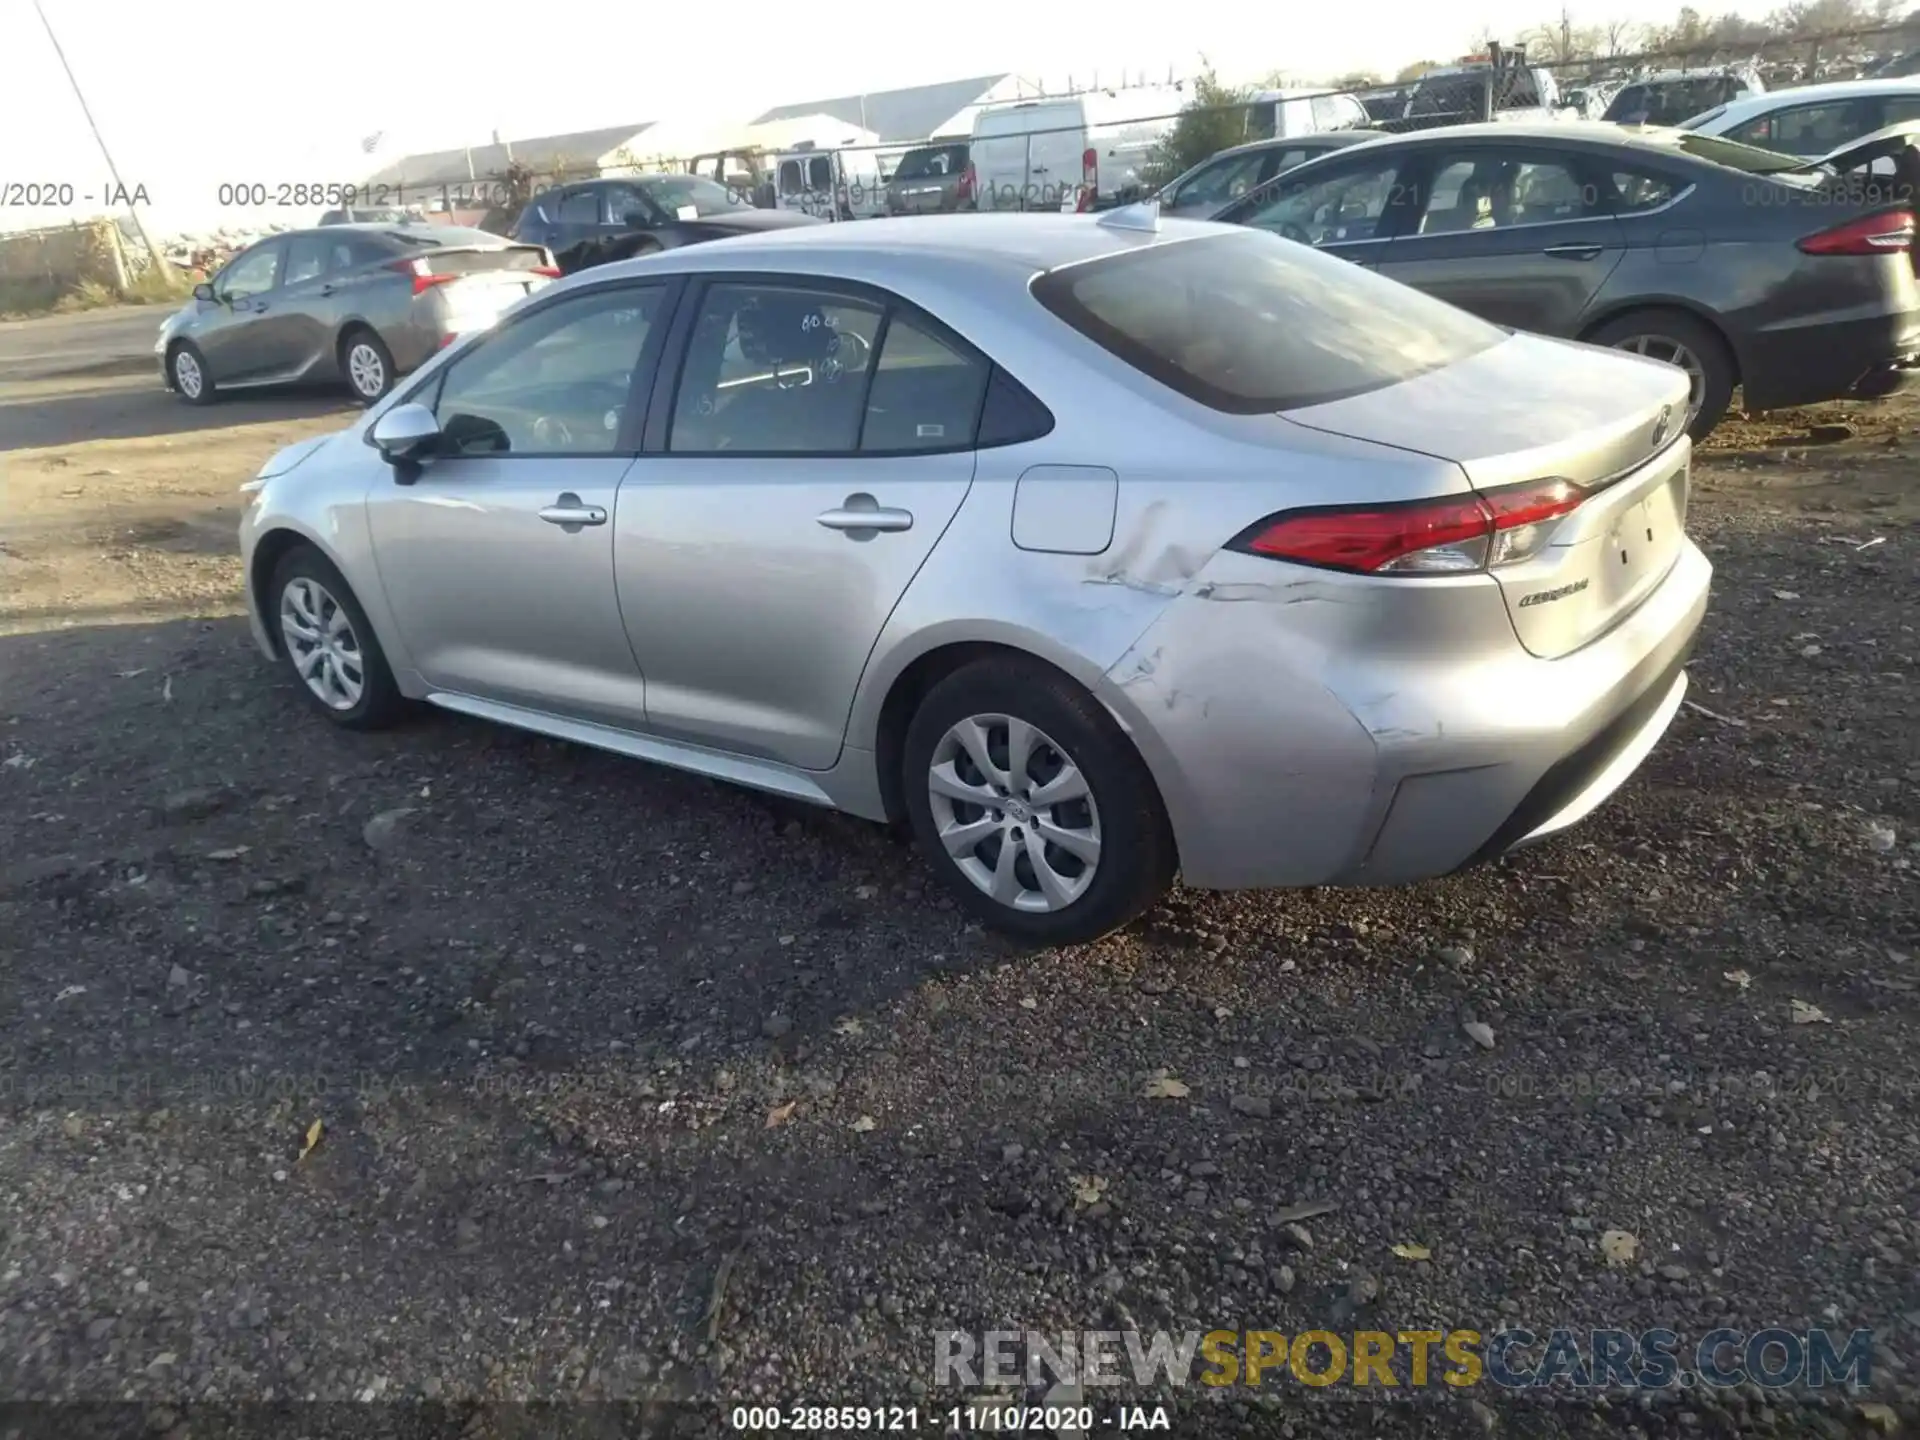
[893,143,969,181]
[382,226,507,248]
[419,246,550,274]
[1031,229,1505,414]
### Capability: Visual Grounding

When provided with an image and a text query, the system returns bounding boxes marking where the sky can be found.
[1,0,1685,238]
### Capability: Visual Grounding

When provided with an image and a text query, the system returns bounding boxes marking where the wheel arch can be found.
[1577,298,1743,385]
[866,632,1180,878]
[247,522,377,659]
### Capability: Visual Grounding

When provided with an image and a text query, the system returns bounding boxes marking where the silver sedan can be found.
[238,211,1711,944]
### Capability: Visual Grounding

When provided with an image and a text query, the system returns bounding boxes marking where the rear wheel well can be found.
[248,529,313,655]
[1579,303,1740,385]
[872,642,1176,869]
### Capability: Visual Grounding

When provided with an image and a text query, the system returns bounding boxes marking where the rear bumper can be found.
[1739,309,1920,411]
[1099,536,1713,892]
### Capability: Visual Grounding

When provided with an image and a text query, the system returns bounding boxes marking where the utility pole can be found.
[31,0,171,278]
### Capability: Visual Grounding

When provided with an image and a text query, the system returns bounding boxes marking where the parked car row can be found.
[1199,118,1920,439]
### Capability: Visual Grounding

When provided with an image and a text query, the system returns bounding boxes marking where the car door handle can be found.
[1542,243,1604,260]
[538,495,608,528]
[817,500,912,533]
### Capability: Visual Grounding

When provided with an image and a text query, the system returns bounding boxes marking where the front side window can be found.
[218,243,282,300]
[427,285,663,456]
[1232,158,1403,245]
[1031,229,1505,414]
[778,160,804,195]
[1171,151,1269,208]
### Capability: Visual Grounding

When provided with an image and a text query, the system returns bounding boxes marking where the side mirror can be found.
[369,402,441,466]
[193,282,217,303]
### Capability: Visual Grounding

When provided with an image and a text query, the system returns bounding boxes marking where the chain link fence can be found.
[347,21,1920,229]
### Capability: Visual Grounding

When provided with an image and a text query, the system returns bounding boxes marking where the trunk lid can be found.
[1284,332,1694,659]
[411,247,557,333]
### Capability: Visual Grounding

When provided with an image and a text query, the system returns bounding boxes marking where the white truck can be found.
[970,88,1184,213]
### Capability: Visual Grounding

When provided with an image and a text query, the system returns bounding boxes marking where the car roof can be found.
[1206,131,1391,162]
[577,212,1231,285]
[1691,76,1920,126]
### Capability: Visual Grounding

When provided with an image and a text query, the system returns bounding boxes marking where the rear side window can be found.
[860,314,991,452]
[1031,229,1505,414]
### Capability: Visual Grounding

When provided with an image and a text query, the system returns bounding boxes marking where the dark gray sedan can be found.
[1153,131,1390,218]
[1212,120,1920,438]
[158,224,558,406]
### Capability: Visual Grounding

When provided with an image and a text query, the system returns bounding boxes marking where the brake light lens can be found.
[531,265,561,278]
[1228,479,1584,576]
[957,164,976,202]
[1082,146,1098,184]
[386,256,457,295]
[1796,208,1916,256]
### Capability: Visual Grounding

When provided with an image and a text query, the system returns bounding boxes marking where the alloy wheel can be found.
[346,342,385,399]
[173,349,203,399]
[1609,333,1705,427]
[279,577,365,711]
[926,714,1102,913]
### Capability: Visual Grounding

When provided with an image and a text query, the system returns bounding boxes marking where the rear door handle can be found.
[538,493,608,529]
[817,499,912,533]
[1542,242,1604,260]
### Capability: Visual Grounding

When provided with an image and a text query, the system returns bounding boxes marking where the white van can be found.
[773,143,888,221]
[970,88,1183,213]
[1244,88,1373,139]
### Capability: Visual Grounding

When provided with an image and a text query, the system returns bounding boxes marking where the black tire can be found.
[267,545,406,731]
[902,657,1176,946]
[1583,308,1735,442]
[338,327,396,406]
[169,341,216,405]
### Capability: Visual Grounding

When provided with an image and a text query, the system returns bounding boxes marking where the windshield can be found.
[636,175,745,216]
[1605,77,1743,126]
[892,143,968,182]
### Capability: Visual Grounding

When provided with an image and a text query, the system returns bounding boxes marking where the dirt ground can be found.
[0,368,1916,1438]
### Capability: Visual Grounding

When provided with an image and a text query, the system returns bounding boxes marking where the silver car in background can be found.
[237,213,1710,945]
[159,224,558,406]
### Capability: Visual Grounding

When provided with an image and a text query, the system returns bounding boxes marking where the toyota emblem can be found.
[1651,404,1673,450]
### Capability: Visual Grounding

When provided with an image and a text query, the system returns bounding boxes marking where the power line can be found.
[30,0,170,277]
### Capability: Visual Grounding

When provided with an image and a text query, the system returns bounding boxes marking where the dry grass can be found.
[0,263,194,321]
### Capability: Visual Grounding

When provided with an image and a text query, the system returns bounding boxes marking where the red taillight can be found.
[1082,146,1097,184]
[531,265,561,277]
[1228,480,1584,576]
[386,256,457,295]
[1796,208,1916,256]
[957,164,975,202]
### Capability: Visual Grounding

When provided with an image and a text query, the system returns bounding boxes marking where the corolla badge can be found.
[1650,404,1673,450]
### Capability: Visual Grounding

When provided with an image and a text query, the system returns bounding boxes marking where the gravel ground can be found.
[0,384,1916,1439]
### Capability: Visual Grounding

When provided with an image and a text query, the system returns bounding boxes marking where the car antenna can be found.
[1096,198,1160,233]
